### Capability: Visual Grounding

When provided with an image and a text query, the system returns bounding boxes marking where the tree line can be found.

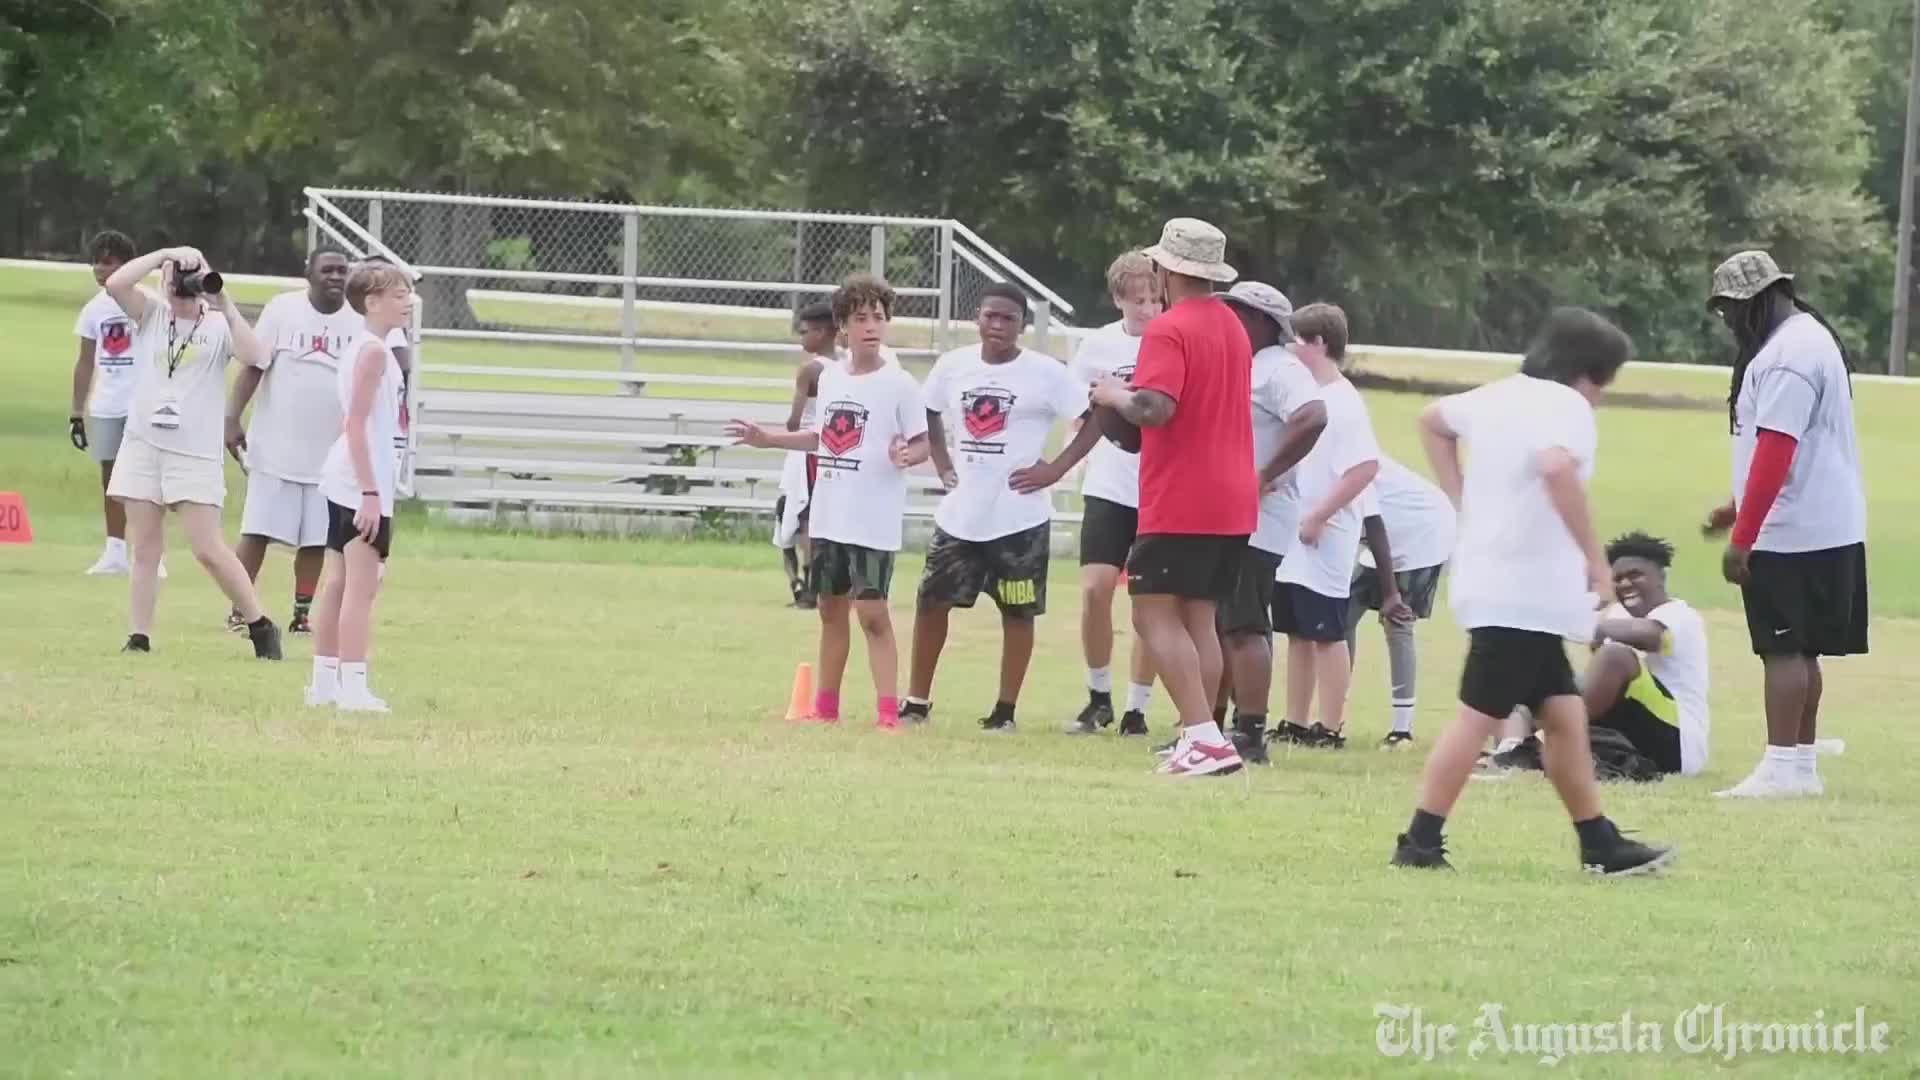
[3,0,1912,367]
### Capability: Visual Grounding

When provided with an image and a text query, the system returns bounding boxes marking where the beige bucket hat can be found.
[1143,217,1238,283]
[1709,250,1794,307]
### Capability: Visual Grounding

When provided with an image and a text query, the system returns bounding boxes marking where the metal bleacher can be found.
[303,188,1086,537]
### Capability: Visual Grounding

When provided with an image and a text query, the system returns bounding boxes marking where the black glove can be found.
[69,416,88,452]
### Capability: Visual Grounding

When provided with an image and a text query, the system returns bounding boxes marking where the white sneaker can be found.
[1714,766,1812,799]
[1813,738,1846,756]
[1154,737,1244,777]
[304,683,337,708]
[335,690,391,714]
[156,560,168,579]
[85,548,129,575]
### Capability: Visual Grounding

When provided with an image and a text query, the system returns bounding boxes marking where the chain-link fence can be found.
[305,189,1076,367]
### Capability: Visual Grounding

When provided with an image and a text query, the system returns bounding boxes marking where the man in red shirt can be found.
[1090,218,1256,777]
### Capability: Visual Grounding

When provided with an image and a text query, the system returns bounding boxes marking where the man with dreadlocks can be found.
[1704,251,1867,799]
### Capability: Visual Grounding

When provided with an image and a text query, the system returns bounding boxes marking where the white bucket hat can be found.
[1143,217,1237,283]
[1221,281,1295,341]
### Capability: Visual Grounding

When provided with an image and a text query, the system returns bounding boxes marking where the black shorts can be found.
[1458,627,1577,719]
[1127,533,1247,603]
[1218,547,1284,636]
[1349,563,1444,619]
[1592,678,1683,775]
[1741,543,1869,657]
[1271,581,1351,643]
[917,523,1050,617]
[811,539,894,601]
[325,500,393,560]
[1079,496,1139,569]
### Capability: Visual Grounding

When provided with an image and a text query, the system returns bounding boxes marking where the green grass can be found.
[3,265,1919,1077]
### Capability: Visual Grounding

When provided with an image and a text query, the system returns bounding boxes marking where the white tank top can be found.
[320,332,404,515]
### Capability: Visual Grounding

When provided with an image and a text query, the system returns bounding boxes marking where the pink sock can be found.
[814,690,841,720]
[877,696,900,725]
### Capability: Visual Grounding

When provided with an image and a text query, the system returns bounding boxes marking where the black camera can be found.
[173,268,224,297]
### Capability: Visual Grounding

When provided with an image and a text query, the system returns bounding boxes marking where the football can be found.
[1093,405,1141,454]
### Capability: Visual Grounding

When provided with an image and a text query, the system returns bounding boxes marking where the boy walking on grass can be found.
[730,275,930,728]
[1392,308,1671,876]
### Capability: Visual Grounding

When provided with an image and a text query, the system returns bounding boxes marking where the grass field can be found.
[3,265,1919,1077]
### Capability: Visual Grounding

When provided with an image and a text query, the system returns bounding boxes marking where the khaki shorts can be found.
[107,436,225,507]
[240,472,330,547]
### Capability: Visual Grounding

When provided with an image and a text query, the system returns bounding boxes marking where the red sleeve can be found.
[1131,323,1187,402]
[1732,429,1797,548]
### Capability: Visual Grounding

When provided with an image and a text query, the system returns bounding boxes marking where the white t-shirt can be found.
[1066,322,1142,509]
[1248,345,1324,555]
[1438,374,1598,641]
[1357,455,1457,571]
[1278,378,1379,597]
[249,291,407,484]
[808,363,928,552]
[1602,598,1711,776]
[1732,313,1866,552]
[922,345,1087,541]
[124,292,238,460]
[74,291,140,419]
[320,334,404,515]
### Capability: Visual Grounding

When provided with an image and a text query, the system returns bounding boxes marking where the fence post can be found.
[305,192,317,258]
[789,220,805,316]
[869,225,885,278]
[936,223,954,354]
[621,211,639,390]
[1034,301,1052,356]
[368,199,384,246]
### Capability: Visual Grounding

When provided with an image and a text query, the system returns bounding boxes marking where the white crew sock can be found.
[1087,667,1112,693]
[340,661,370,697]
[1187,720,1225,745]
[103,537,128,555]
[1391,700,1415,735]
[1126,682,1153,713]
[1795,744,1818,780]
[1762,745,1796,776]
[310,656,340,692]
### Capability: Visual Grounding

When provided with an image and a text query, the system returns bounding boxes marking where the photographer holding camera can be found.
[102,246,283,659]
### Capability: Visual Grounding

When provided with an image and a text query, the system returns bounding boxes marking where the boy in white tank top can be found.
[305,264,413,713]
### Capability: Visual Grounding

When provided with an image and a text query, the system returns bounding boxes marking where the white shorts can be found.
[106,436,225,507]
[240,472,330,547]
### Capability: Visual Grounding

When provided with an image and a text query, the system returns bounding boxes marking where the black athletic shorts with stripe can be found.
[811,538,895,601]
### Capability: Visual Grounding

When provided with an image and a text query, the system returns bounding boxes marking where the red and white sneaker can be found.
[1155,737,1244,777]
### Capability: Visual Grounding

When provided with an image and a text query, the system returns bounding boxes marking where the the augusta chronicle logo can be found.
[1375,1002,1891,1067]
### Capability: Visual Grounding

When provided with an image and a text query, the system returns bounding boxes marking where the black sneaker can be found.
[978,715,1017,734]
[247,617,284,661]
[225,610,248,635]
[1391,832,1452,869]
[1231,717,1269,765]
[1065,699,1114,735]
[1379,731,1415,750]
[1581,826,1674,878]
[900,702,932,726]
[1299,723,1347,750]
[1117,710,1148,737]
[1491,735,1543,771]
[1269,720,1317,745]
[122,633,151,653]
[288,612,312,635]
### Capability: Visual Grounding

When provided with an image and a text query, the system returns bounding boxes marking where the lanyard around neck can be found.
[165,309,205,379]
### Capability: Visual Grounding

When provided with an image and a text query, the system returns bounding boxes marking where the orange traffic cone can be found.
[0,492,30,544]
[784,662,815,722]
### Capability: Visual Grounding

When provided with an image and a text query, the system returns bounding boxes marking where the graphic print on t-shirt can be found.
[961,387,1016,447]
[818,400,869,462]
[99,321,135,360]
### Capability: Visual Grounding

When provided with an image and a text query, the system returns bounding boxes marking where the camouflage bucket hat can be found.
[1708,250,1794,307]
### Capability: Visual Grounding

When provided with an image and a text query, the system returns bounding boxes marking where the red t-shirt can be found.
[1131,296,1256,535]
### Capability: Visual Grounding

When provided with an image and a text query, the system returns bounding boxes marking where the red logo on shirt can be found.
[819,401,869,457]
[99,322,133,357]
[961,388,1016,440]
